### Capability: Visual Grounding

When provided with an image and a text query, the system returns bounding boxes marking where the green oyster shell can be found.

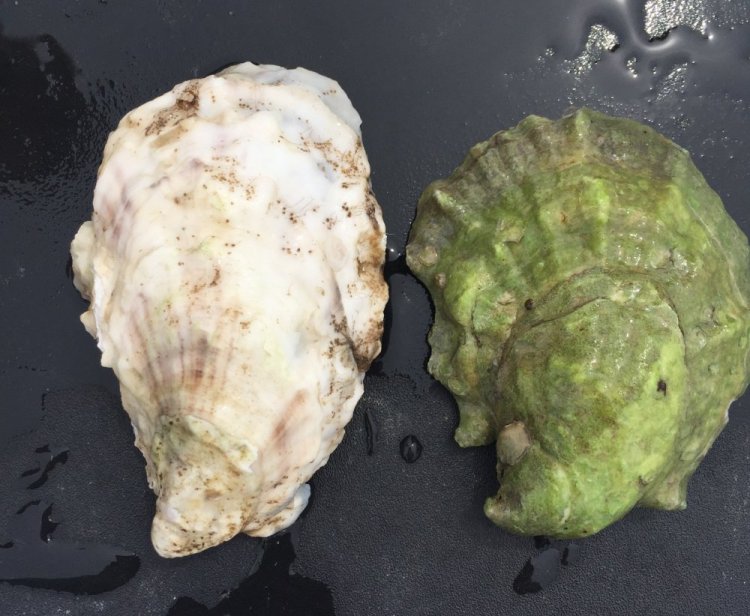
[406,109,750,538]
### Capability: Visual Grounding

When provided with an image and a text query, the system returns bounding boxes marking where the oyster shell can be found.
[407,109,750,538]
[70,62,387,557]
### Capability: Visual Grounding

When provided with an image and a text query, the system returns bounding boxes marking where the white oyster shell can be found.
[70,62,387,557]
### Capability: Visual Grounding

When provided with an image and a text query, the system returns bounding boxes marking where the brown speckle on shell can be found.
[75,63,389,558]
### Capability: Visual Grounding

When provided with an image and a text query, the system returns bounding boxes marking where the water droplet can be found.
[399,435,423,463]
[23,445,69,489]
[38,503,58,542]
[562,542,580,566]
[512,547,562,595]
[364,411,377,456]
[384,247,408,279]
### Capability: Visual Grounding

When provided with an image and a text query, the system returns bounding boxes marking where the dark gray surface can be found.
[1,1,749,614]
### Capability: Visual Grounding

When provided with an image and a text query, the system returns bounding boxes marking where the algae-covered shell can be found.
[406,109,750,538]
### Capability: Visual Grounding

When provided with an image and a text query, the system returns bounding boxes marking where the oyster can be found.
[70,62,387,557]
[407,109,750,538]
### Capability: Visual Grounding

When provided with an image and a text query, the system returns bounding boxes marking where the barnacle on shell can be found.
[407,108,750,538]
[71,62,387,557]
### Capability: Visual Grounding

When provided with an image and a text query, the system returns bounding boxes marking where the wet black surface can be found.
[541,0,750,100]
[513,547,563,595]
[0,28,89,183]
[0,434,140,595]
[166,535,334,616]
[1,1,749,615]
[0,499,141,595]
[511,537,582,595]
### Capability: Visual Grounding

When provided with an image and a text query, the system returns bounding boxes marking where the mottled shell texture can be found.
[71,63,387,556]
[407,109,750,538]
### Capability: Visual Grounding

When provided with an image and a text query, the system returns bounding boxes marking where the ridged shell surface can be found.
[407,109,750,538]
[71,62,387,557]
